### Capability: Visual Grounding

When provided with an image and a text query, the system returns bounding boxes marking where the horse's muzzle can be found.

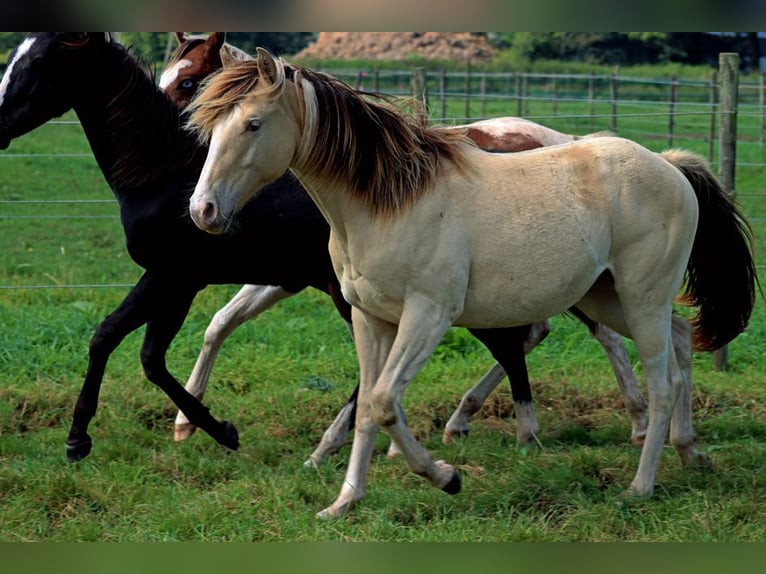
[190,198,227,235]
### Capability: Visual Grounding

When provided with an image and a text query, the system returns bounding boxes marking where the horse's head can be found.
[188,48,302,234]
[0,32,111,150]
[161,32,252,111]
[0,32,115,149]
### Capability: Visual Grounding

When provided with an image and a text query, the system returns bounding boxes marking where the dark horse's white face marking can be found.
[0,33,110,150]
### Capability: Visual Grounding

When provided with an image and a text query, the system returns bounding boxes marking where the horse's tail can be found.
[661,149,761,352]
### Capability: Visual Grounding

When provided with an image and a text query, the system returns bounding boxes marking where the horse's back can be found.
[441,136,698,326]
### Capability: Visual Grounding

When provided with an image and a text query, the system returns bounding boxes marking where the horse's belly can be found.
[457,264,602,328]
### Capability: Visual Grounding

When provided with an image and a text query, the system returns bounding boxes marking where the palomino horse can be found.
[187,49,756,517]
[162,32,654,451]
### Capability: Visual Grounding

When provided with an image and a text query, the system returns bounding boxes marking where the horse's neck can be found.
[72,44,199,199]
[290,169,355,245]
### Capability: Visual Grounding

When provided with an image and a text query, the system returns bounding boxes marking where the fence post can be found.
[760,72,765,148]
[708,70,717,162]
[411,66,428,109]
[464,59,471,120]
[714,52,740,371]
[588,73,595,132]
[439,68,447,121]
[668,75,677,148]
[610,69,618,132]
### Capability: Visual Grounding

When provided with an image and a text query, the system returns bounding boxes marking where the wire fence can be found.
[1,70,765,292]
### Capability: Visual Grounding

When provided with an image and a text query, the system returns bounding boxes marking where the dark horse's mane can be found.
[104,40,206,191]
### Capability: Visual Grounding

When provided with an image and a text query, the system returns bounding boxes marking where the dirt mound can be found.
[293,32,496,63]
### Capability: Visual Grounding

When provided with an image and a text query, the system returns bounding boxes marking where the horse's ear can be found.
[209,32,226,50]
[175,32,188,44]
[221,45,253,68]
[255,47,278,84]
[60,33,91,48]
[61,33,109,48]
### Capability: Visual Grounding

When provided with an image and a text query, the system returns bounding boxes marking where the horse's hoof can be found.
[630,433,647,449]
[174,423,197,442]
[66,436,92,462]
[684,450,714,471]
[218,420,239,450]
[441,469,462,495]
[442,428,469,445]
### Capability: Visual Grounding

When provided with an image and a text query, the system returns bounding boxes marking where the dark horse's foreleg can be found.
[66,283,149,461]
[66,272,237,461]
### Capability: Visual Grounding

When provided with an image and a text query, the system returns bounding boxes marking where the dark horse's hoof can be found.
[217,420,240,451]
[66,436,93,462]
[441,470,462,495]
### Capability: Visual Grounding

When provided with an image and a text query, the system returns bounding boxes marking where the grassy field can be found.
[0,71,765,541]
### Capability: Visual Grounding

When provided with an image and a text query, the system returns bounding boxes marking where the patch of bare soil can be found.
[293,32,496,63]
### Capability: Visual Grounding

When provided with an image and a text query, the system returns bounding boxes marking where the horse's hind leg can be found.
[570,306,648,446]
[590,324,648,447]
[141,287,239,452]
[668,315,711,469]
[458,324,544,447]
[305,385,358,467]
[443,362,506,443]
[175,284,293,441]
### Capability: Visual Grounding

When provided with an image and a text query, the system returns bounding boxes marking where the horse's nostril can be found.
[202,201,217,223]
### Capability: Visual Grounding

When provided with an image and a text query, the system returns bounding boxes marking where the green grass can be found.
[0,73,765,541]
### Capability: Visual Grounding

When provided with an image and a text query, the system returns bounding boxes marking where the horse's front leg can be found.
[371,298,459,495]
[175,284,293,441]
[67,273,160,461]
[317,307,395,518]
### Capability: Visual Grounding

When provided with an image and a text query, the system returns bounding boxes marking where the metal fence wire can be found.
[1,69,765,293]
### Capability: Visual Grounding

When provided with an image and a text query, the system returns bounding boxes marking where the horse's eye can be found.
[246,118,262,132]
[180,79,195,90]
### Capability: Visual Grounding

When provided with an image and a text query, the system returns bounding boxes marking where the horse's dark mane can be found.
[102,41,205,190]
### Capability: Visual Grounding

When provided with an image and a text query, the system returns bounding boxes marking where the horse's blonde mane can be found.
[188,54,475,219]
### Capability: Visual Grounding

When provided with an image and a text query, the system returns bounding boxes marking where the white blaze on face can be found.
[0,36,36,108]
[159,59,193,90]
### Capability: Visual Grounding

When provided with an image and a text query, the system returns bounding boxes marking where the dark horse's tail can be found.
[661,149,760,352]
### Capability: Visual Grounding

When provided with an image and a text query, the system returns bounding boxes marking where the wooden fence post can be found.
[464,59,471,120]
[411,66,428,109]
[668,75,677,148]
[588,73,595,132]
[708,70,717,162]
[610,70,618,132]
[760,72,765,148]
[714,52,740,371]
[439,68,447,121]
